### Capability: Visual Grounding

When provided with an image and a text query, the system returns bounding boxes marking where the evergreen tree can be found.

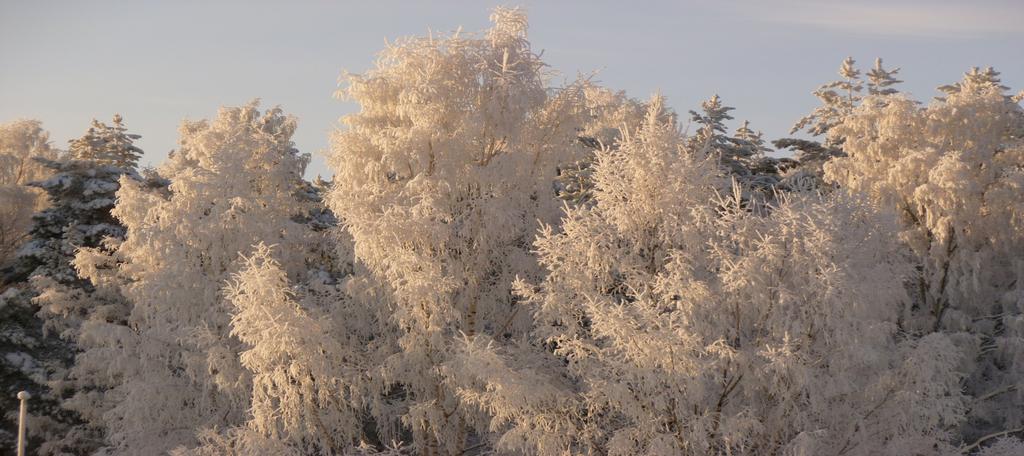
[732,119,788,189]
[689,94,741,165]
[866,58,902,96]
[773,57,900,190]
[937,66,1009,99]
[0,287,77,454]
[689,95,783,194]
[1,116,142,454]
[67,114,143,168]
[791,56,863,143]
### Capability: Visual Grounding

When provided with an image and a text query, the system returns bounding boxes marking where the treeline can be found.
[1,8,1023,456]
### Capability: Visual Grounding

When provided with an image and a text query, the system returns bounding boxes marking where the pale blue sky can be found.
[2,0,1022,178]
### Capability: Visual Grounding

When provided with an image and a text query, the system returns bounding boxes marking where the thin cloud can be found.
[734,0,1023,39]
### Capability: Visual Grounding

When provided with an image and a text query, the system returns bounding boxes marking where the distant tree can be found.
[732,120,767,153]
[0,120,57,188]
[937,66,1008,99]
[0,120,58,269]
[688,95,783,195]
[774,57,901,190]
[791,56,863,143]
[732,119,789,190]
[866,58,902,96]
[67,114,143,168]
[689,95,749,173]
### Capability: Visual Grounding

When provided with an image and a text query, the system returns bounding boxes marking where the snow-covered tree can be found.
[2,117,144,454]
[18,116,142,288]
[825,68,1024,451]
[689,95,748,173]
[937,67,1009,99]
[0,286,78,454]
[67,114,143,168]
[2,116,147,455]
[866,58,902,96]
[0,120,58,269]
[687,95,783,195]
[791,56,863,143]
[170,243,365,455]
[733,119,790,190]
[775,57,901,191]
[0,120,56,188]
[556,84,648,205]
[0,185,38,270]
[76,102,321,454]
[3,11,1021,454]
[326,8,590,454]
[578,85,649,150]
[733,120,765,152]
[510,100,966,455]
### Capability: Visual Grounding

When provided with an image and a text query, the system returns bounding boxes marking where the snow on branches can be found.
[3,8,1023,456]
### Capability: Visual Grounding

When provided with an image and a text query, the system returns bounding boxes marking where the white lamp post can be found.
[16,391,30,456]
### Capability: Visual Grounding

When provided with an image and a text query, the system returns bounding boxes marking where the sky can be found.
[1,0,1022,178]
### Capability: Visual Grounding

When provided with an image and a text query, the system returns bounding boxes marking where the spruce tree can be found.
[689,95,783,194]
[773,57,899,190]
[1,115,142,454]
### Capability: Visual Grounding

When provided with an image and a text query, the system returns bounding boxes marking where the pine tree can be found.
[937,66,1010,98]
[732,119,787,189]
[688,95,783,194]
[67,114,143,168]
[689,94,739,161]
[791,56,863,143]
[0,287,77,453]
[866,58,902,96]
[774,57,897,190]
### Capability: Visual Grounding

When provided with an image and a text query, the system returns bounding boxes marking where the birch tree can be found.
[825,68,1024,451]
[326,8,589,454]
[512,100,967,455]
[0,120,58,267]
[83,102,320,454]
